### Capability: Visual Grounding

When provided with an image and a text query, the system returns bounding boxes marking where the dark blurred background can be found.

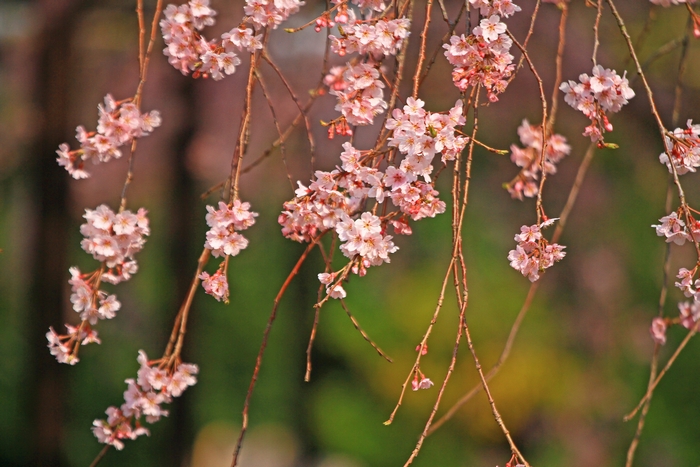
[2,0,700,466]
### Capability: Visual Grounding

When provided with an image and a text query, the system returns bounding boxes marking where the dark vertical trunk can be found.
[25,1,84,465]
[167,79,198,467]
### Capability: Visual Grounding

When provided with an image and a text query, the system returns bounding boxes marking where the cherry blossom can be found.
[560,65,635,142]
[203,200,257,258]
[658,120,700,175]
[443,16,515,101]
[508,219,566,282]
[651,211,700,245]
[80,205,150,282]
[46,206,149,364]
[469,0,521,18]
[199,270,229,302]
[411,370,434,391]
[506,119,571,200]
[92,351,198,450]
[56,95,161,179]
[281,99,467,299]
[328,18,410,57]
[678,301,700,330]
[200,200,257,299]
[330,62,388,127]
[649,317,667,345]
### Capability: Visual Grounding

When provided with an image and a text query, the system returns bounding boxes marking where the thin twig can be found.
[624,326,698,421]
[507,31,548,222]
[429,141,598,434]
[229,51,258,203]
[261,52,316,176]
[547,3,568,130]
[592,0,603,66]
[119,0,164,212]
[418,3,466,88]
[305,283,324,382]
[88,444,111,467]
[339,299,393,363]
[168,248,211,364]
[231,239,321,467]
[464,318,530,467]
[254,68,293,189]
[624,23,691,464]
[413,0,433,98]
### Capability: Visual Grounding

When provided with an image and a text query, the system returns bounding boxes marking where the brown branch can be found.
[507,31,549,222]
[88,444,111,467]
[229,52,258,203]
[417,3,466,88]
[339,299,393,363]
[254,68,294,189]
[624,23,691,465]
[403,297,467,466]
[592,0,603,66]
[429,141,598,434]
[413,0,433,98]
[506,0,541,85]
[231,239,321,467]
[384,256,455,425]
[305,284,324,382]
[119,0,164,212]
[261,52,316,174]
[624,326,698,421]
[547,3,568,130]
[167,248,211,364]
[464,318,530,466]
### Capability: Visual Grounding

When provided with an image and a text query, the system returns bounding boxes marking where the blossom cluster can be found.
[46,205,150,364]
[652,211,699,246]
[650,300,700,346]
[329,18,411,57]
[80,205,151,281]
[649,209,700,345]
[325,13,411,131]
[331,63,388,126]
[161,0,305,80]
[56,95,161,179]
[281,100,467,298]
[443,15,515,101]
[658,120,700,175]
[200,200,258,301]
[560,65,635,142]
[245,0,305,29]
[161,1,263,79]
[507,219,566,282]
[280,101,465,238]
[386,97,468,172]
[468,0,521,18]
[92,351,198,450]
[204,200,257,258]
[46,324,100,366]
[507,119,571,200]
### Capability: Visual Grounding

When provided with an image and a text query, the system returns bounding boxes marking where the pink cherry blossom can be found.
[650,317,667,345]
[56,96,160,178]
[560,65,634,142]
[508,220,566,282]
[93,351,198,449]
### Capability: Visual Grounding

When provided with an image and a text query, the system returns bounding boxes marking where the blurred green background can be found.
[2,0,700,466]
